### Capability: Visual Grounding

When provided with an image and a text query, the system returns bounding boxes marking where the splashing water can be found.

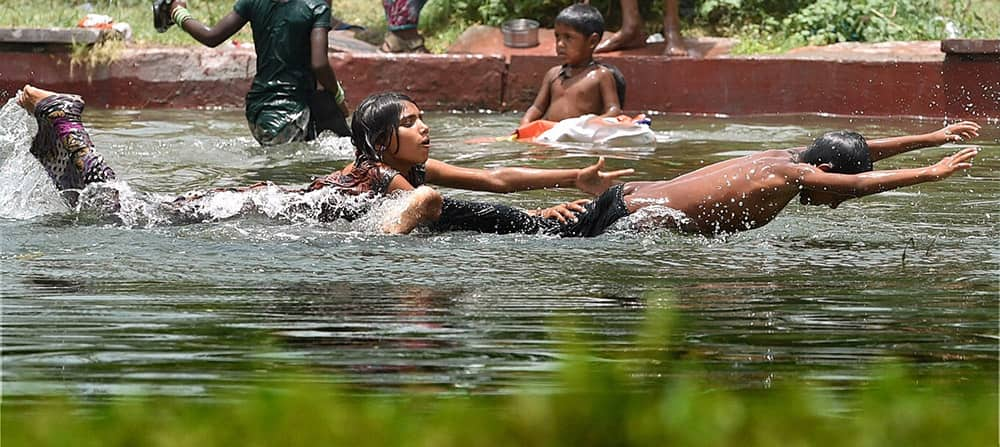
[0,95,67,218]
[0,95,413,234]
[69,179,410,232]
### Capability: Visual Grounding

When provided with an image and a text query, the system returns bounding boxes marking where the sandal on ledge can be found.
[379,32,430,53]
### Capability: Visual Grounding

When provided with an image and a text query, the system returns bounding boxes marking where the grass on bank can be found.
[2,309,998,447]
[4,370,997,447]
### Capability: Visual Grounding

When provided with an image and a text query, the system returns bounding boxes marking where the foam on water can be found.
[0,96,410,234]
[76,180,412,233]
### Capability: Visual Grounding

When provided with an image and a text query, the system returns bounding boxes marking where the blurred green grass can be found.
[2,308,997,447]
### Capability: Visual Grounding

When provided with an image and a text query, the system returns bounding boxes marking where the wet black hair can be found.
[799,131,873,174]
[555,4,604,39]
[350,92,415,164]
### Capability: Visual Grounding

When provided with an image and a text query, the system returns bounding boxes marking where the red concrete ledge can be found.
[0,44,995,120]
[942,39,1000,55]
[0,48,507,111]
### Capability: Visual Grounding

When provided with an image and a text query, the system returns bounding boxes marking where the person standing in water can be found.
[167,0,351,145]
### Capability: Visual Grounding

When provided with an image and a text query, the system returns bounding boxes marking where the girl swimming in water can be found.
[16,85,632,233]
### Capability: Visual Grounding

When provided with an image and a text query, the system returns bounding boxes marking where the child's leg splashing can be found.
[17,85,116,207]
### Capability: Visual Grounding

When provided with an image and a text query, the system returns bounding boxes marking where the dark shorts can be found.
[431,184,631,238]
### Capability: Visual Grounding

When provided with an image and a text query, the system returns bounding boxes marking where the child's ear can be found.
[588,33,601,48]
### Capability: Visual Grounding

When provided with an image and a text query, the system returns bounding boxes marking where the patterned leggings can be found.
[382,0,426,31]
[30,94,116,196]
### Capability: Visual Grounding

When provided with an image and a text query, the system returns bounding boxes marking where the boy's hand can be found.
[575,157,634,196]
[170,0,188,12]
[933,121,980,144]
[529,199,591,223]
[928,147,979,180]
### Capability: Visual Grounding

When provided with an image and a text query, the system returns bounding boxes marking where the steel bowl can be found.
[502,19,540,48]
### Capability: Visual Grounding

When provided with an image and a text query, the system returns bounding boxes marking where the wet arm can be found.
[425,157,632,195]
[425,159,580,193]
[171,1,247,47]
[868,121,980,162]
[310,27,348,115]
[799,147,979,197]
[597,71,622,118]
[520,69,556,125]
[310,28,340,93]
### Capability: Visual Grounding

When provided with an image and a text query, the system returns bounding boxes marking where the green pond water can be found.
[1,101,997,399]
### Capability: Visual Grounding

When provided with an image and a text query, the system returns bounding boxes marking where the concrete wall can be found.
[0,47,996,119]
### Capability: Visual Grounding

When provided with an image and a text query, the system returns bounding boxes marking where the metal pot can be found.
[502,19,540,48]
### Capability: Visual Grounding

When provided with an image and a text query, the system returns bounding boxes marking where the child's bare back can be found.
[624,150,807,234]
[620,122,981,236]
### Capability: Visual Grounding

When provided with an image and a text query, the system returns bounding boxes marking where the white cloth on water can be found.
[535,114,655,146]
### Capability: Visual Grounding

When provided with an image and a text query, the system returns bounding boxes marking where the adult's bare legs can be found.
[592,0,688,56]
[593,0,646,53]
[661,0,688,56]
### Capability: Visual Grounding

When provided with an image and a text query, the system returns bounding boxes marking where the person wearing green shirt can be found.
[168,0,351,145]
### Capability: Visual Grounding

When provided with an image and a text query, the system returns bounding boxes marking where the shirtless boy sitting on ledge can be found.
[437,121,982,237]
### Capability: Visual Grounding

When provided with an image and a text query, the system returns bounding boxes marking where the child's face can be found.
[554,23,598,66]
[385,101,431,167]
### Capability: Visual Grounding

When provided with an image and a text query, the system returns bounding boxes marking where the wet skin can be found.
[382,101,431,172]
[16,84,55,113]
[623,149,811,234]
[520,24,621,125]
[620,131,981,236]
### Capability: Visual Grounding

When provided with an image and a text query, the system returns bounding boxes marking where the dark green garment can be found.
[233,0,331,140]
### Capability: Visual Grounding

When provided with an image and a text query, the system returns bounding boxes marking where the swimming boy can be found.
[437,122,982,237]
[516,4,634,142]
[166,0,351,145]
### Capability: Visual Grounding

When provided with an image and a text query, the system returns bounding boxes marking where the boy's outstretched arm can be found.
[799,147,980,198]
[170,0,247,47]
[868,121,980,162]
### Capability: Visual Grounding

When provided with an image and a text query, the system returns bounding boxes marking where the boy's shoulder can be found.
[591,65,618,80]
[548,61,617,82]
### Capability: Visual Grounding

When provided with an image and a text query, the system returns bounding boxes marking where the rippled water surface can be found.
[2,100,997,399]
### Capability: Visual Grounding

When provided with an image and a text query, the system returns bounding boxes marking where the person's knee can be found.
[411,185,443,221]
